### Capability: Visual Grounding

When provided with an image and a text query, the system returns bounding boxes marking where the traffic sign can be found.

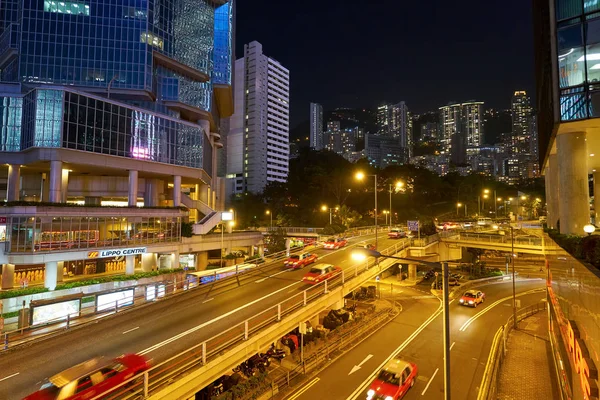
[407,220,419,231]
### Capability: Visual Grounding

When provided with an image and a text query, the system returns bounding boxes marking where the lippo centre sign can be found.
[88,247,147,259]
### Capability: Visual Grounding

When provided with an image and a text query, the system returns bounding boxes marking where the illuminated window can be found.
[141,32,164,50]
[43,1,90,15]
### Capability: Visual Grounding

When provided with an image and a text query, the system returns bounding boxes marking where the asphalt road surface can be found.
[286,279,546,400]
[0,233,400,400]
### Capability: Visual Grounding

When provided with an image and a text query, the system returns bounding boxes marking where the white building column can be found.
[173,175,181,207]
[128,170,139,207]
[49,160,62,203]
[171,252,180,270]
[44,261,58,290]
[144,179,160,207]
[1,264,15,289]
[6,164,20,201]
[557,133,590,235]
[595,171,600,225]
[141,253,157,272]
[547,154,559,229]
[61,168,69,203]
[125,255,135,275]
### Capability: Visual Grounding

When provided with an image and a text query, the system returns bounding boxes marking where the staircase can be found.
[181,193,222,235]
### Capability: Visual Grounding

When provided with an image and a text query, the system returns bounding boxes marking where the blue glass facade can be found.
[556,0,600,120]
[0,0,233,172]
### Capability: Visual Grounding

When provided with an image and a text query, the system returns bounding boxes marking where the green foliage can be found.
[420,221,437,236]
[54,268,185,290]
[223,253,237,260]
[547,229,584,259]
[206,262,225,270]
[266,227,287,253]
[0,287,48,299]
[246,254,263,262]
[2,311,19,319]
[81,297,96,304]
[581,236,600,266]
[181,222,193,237]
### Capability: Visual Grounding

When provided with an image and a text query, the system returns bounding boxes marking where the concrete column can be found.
[1,264,15,289]
[57,261,64,283]
[548,154,560,229]
[196,252,208,271]
[557,133,590,234]
[258,245,265,257]
[125,255,135,275]
[128,170,139,207]
[6,164,20,201]
[171,251,180,270]
[408,264,417,281]
[249,246,255,257]
[61,168,69,203]
[144,179,160,207]
[212,190,217,211]
[594,171,600,226]
[141,253,157,272]
[207,187,213,208]
[173,175,181,207]
[44,261,58,290]
[199,183,209,203]
[49,160,62,203]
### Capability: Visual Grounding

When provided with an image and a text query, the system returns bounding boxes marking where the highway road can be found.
[0,233,401,400]
[286,279,546,400]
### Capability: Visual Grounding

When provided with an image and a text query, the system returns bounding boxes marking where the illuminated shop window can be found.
[43,1,90,15]
[141,32,164,50]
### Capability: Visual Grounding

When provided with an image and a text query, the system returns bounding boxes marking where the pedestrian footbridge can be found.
[439,230,551,255]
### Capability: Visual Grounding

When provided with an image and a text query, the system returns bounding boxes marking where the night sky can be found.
[235,0,534,128]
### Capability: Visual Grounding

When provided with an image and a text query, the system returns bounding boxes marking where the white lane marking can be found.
[288,377,320,400]
[421,368,439,396]
[138,280,301,355]
[459,288,544,332]
[349,354,374,375]
[450,341,456,351]
[0,372,19,382]
[255,269,289,283]
[122,327,139,334]
[345,300,443,400]
[202,298,214,303]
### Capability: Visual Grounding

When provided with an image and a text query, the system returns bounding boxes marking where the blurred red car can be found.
[301,263,342,285]
[284,252,318,269]
[323,237,347,249]
[24,354,150,400]
[458,289,485,307]
[367,359,418,400]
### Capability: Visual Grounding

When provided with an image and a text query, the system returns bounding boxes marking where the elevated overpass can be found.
[439,230,550,255]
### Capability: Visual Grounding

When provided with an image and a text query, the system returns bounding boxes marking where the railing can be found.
[477,301,547,400]
[440,231,543,247]
[91,239,412,399]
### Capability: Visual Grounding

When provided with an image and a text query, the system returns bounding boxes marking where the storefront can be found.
[179,254,195,270]
[547,252,600,400]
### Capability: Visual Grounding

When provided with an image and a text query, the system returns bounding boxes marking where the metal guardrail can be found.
[90,239,413,400]
[477,301,547,400]
[440,231,544,247]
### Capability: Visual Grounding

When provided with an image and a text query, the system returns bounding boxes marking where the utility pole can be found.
[442,261,451,400]
[511,226,517,329]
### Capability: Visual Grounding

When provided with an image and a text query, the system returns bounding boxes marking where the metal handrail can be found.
[477,301,547,400]
[91,239,412,399]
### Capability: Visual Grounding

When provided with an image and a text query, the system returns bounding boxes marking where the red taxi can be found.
[24,354,150,400]
[301,263,342,285]
[284,252,318,269]
[388,229,407,239]
[458,289,485,307]
[323,237,347,249]
[367,358,418,400]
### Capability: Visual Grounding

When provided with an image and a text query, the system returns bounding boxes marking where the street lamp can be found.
[509,225,517,329]
[383,210,389,225]
[321,205,338,225]
[496,197,502,219]
[456,202,462,217]
[584,224,596,236]
[352,248,451,400]
[389,181,404,229]
[356,171,379,249]
[265,210,273,231]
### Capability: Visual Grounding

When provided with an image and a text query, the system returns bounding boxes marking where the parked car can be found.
[302,263,342,285]
[449,277,461,286]
[24,354,150,400]
[388,229,407,239]
[366,358,418,400]
[284,252,318,269]
[323,237,347,249]
[458,289,485,307]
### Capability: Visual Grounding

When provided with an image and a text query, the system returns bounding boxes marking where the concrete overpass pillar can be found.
[331,300,344,310]
[557,133,589,234]
[6,164,20,202]
[44,261,58,290]
[308,314,320,328]
[125,255,135,275]
[196,252,208,271]
[408,264,417,281]
[1,264,15,289]
[547,154,559,229]
[258,245,265,257]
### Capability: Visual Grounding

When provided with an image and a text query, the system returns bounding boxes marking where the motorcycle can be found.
[261,344,286,362]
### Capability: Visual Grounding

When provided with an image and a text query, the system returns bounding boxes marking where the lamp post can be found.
[456,202,462,217]
[510,225,517,329]
[356,171,378,249]
[265,210,273,231]
[352,249,451,400]
[321,205,338,225]
[389,181,404,230]
[584,224,596,236]
[496,197,502,219]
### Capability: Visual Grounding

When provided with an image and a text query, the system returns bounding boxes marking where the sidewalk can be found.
[497,312,560,400]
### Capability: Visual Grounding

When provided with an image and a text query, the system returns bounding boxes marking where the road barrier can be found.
[90,239,413,400]
[477,301,547,400]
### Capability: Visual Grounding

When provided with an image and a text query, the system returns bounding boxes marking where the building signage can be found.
[567,320,599,399]
[88,247,147,259]
[0,217,6,224]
